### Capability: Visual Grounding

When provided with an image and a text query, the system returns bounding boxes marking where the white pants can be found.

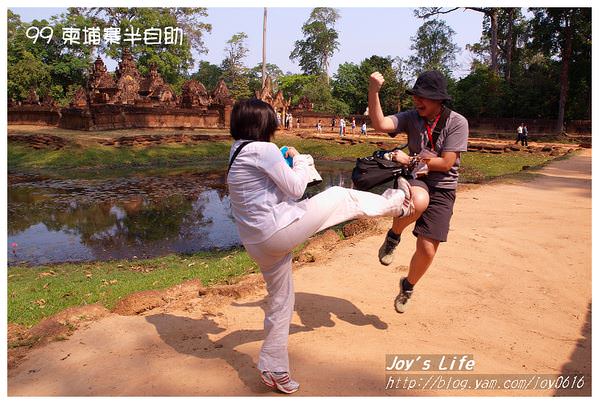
[243,186,406,373]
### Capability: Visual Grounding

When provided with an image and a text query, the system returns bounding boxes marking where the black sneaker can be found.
[394,277,413,313]
[378,230,400,265]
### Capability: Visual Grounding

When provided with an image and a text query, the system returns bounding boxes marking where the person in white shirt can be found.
[226,99,414,394]
[515,123,523,145]
[339,118,346,137]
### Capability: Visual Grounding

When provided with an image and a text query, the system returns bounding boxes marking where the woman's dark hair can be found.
[230,98,278,141]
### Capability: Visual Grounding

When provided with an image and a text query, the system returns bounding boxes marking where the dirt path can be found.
[8,150,591,396]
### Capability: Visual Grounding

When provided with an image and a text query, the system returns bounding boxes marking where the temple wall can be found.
[7,105,225,131]
[58,108,94,130]
[85,105,221,131]
[9,106,590,135]
[8,106,61,126]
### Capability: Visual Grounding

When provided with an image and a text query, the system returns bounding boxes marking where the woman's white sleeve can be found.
[260,145,311,199]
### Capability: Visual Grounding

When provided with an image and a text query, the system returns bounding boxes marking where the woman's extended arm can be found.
[261,144,311,199]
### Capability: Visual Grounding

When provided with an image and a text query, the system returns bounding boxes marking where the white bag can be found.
[302,154,323,187]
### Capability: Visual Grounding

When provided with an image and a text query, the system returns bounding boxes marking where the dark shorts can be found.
[408,179,456,242]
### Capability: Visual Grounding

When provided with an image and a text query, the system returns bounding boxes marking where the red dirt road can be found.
[7,150,591,396]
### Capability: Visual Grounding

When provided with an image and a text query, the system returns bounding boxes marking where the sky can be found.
[10,6,487,80]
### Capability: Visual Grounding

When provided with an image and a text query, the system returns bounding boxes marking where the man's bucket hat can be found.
[406,70,452,101]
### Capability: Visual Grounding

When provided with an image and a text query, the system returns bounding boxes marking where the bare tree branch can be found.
[465,7,487,14]
[414,7,460,19]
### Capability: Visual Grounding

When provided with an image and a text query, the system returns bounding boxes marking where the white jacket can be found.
[227,140,313,244]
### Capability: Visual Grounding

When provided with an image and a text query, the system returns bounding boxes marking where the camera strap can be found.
[425,107,452,151]
[227,140,256,173]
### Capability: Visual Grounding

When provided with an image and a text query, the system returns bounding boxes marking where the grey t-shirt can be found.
[390,109,469,189]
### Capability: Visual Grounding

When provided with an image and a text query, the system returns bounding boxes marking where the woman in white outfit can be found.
[226,99,413,394]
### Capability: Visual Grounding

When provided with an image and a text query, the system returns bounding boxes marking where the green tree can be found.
[331,62,362,113]
[7,50,52,101]
[407,19,460,77]
[453,65,507,119]
[416,7,500,74]
[509,57,560,119]
[362,56,407,114]
[467,8,529,82]
[302,74,349,114]
[77,7,211,90]
[7,10,92,103]
[192,60,223,91]
[247,63,283,94]
[289,7,340,82]
[220,32,252,99]
[277,74,315,104]
[529,8,591,130]
[277,73,348,114]
[332,55,407,115]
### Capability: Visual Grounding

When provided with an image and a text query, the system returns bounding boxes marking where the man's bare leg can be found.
[378,187,429,265]
[393,186,429,232]
[407,236,440,285]
[395,235,440,313]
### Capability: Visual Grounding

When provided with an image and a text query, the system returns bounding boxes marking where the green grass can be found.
[9,136,564,180]
[459,152,555,183]
[7,137,388,173]
[8,142,232,172]
[280,138,381,159]
[7,249,258,327]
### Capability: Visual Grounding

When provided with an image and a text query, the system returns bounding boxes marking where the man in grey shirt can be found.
[367,70,469,313]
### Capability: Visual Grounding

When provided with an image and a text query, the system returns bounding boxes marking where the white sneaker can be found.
[260,371,300,394]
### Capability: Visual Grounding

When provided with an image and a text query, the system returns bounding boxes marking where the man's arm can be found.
[424,114,468,172]
[368,72,398,133]
[422,151,459,172]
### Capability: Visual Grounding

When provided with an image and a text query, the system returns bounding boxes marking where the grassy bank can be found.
[8,142,232,172]
[8,249,258,327]
[9,136,558,177]
[459,152,555,183]
[7,140,382,175]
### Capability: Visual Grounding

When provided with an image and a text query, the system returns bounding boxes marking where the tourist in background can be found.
[339,117,346,137]
[515,123,523,145]
[522,124,529,146]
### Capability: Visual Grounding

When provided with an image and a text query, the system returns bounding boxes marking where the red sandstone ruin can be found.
[8,48,356,131]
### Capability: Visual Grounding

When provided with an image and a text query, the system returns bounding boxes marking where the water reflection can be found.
[7,160,357,266]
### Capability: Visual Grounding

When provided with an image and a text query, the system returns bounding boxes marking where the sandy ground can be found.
[7,149,591,397]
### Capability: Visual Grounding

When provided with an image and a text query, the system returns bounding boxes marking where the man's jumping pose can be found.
[368,70,469,313]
